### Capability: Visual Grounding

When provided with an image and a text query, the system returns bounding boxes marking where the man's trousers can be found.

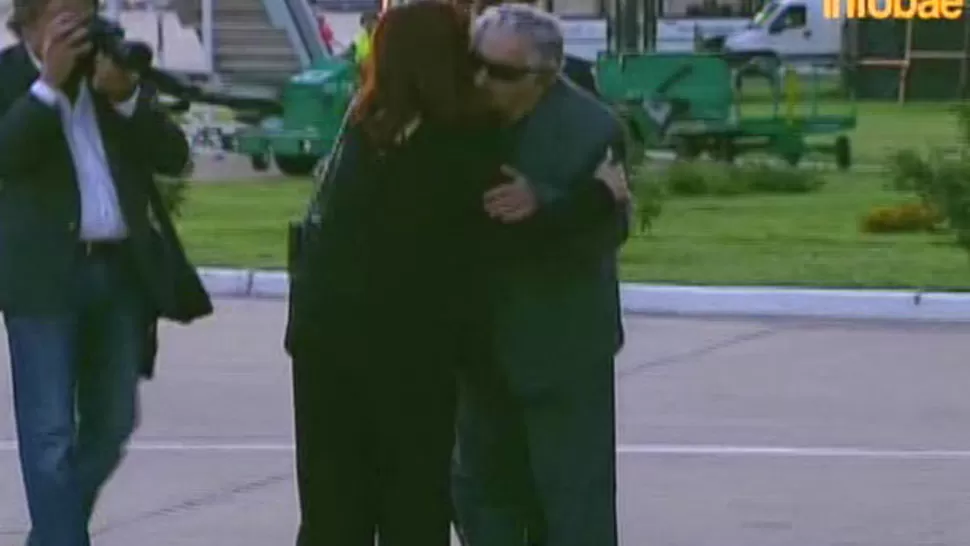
[451,357,618,546]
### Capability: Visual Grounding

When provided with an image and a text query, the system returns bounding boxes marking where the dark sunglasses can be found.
[470,51,537,82]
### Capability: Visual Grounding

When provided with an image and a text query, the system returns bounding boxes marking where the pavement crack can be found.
[618,327,778,378]
[91,471,292,537]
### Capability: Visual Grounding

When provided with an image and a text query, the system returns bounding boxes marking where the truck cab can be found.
[723,0,842,59]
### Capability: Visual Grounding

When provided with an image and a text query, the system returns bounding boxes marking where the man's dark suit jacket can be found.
[563,55,599,97]
[490,76,628,395]
[0,43,206,377]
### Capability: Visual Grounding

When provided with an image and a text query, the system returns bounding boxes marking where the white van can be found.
[723,0,843,60]
[560,17,610,61]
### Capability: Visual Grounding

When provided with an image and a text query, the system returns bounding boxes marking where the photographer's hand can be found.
[40,13,91,90]
[92,51,140,105]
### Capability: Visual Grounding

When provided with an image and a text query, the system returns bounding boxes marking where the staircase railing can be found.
[201,0,214,74]
[263,0,321,67]
[284,0,327,61]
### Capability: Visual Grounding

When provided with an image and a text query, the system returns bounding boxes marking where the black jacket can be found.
[286,112,621,361]
[489,77,628,393]
[286,121,502,364]
[563,55,599,97]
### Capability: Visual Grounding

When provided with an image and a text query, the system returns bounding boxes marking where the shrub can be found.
[860,201,943,234]
[155,177,190,218]
[738,162,824,194]
[709,166,752,196]
[660,160,824,196]
[885,106,970,254]
[885,153,970,249]
[955,102,970,144]
[885,148,933,193]
[630,170,665,235]
[664,161,721,195]
[919,158,970,249]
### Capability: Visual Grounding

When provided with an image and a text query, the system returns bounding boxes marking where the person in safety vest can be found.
[342,11,378,65]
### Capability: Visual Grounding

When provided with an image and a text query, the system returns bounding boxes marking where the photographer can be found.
[0,0,209,544]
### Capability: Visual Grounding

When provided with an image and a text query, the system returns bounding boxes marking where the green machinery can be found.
[595,52,857,169]
[215,47,855,174]
[221,56,358,177]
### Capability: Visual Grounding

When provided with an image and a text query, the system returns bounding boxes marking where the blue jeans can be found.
[4,249,150,546]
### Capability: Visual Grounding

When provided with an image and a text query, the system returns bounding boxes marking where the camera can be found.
[87,15,154,74]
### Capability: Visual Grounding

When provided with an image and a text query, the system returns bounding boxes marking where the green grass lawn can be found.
[177,179,312,269]
[169,76,970,289]
[809,102,957,165]
[624,173,969,290]
[175,173,970,290]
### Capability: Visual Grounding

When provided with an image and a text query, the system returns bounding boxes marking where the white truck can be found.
[560,17,610,61]
[518,0,844,65]
[654,0,843,64]
[722,0,843,60]
[656,17,753,52]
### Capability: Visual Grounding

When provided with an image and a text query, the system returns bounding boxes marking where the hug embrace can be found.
[286,1,630,545]
[0,0,628,545]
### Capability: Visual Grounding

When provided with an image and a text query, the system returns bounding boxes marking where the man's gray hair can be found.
[473,4,564,72]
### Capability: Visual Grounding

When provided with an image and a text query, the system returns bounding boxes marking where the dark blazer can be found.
[0,43,209,377]
[489,77,628,395]
[562,55,599,97]
[286,119,503,363]
[286,83,626,373]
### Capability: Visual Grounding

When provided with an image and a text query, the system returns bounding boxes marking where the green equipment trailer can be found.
[214,42,855,175]
[221,56,358,177]
[595,52,857,169]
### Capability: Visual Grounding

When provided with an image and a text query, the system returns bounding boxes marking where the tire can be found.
[275,154,318,177]
[251,154,270,172]
[835,136,851,171]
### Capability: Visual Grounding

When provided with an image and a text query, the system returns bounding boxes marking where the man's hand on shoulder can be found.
[594,148,630,203]
[484,165,538,223]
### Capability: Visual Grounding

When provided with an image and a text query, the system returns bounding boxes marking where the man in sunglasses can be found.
[468,0,599,96]
[452,4,628,546]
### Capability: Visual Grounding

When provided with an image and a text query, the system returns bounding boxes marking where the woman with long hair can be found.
[285,2,501,545]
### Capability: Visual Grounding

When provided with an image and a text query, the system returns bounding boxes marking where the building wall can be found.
[545,0,756,17]
[551,0,603,15]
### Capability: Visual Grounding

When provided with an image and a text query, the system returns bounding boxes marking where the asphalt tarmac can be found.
[2,300,970,545]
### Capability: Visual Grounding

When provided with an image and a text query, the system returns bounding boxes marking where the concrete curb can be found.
[249,270,290,298]
[196,268,970,322]
[197,267,252,296]
[621,284,970,322]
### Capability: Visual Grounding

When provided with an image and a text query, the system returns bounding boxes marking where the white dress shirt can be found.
[27,50,140,242]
